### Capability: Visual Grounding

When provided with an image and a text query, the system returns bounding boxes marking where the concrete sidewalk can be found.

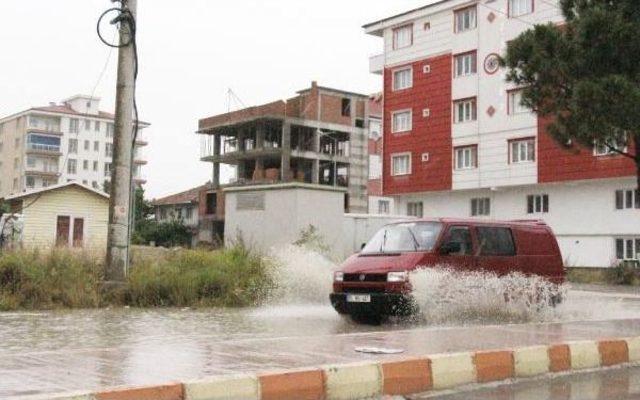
[13,319,640,399]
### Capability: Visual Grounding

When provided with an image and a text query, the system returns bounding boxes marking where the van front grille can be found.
[343,273,387,282]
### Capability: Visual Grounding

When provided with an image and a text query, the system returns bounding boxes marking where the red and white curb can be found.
[28,336,640,400]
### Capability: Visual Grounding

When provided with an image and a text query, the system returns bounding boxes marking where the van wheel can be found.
[351,314,385,325]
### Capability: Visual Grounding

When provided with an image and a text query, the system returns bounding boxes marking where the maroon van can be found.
[330,218,565,322]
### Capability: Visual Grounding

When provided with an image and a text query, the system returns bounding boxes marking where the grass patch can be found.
[0,245,274,311]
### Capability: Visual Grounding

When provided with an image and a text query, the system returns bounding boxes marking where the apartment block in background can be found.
[364,0,639,267]
[198,81,379,219]
[0,95,150,197]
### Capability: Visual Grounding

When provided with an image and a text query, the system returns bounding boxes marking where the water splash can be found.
[409,267,567,325]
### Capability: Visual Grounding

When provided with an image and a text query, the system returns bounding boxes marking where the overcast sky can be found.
[0,0,432,199]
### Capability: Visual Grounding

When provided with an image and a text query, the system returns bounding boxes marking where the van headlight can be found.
[334,272,344,282]
[387,271,408,282]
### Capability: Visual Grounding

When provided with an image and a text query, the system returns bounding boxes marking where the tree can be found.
[501,0,640,190]
[134,187,153,225]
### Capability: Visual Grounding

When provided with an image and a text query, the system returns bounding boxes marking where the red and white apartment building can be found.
[364,0,639,268]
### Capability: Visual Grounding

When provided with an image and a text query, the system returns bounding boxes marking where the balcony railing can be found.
[26,143,61,153]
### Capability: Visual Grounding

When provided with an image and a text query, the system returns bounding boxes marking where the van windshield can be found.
[361,222,443,254]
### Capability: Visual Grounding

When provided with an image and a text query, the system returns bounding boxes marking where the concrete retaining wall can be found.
[38,336,640,400]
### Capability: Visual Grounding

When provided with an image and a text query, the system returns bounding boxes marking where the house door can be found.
[73,218,84,247]
[56,216,70,246]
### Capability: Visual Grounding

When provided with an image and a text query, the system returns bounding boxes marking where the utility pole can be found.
[106,0,137,282]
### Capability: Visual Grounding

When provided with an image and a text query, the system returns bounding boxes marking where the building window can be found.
[510,138,535,163]
[471,197,491,216]
[527,194,549,214]
[341,98,351,117]
[616,238,640,260]
[69,118,79,133]
[393,24,413,49]
[106,123,114,138]
[393,67,413,91]
[104,162,112,177]
[93,160,98,172]
[94,121,100,131]
[369,154,382,179]
[454,6,477,33]
[94,140,99,152]
[68,138,78,154]
[105,143,113,157]
[508,90,529,114]
[186,207,194,220]
[453,98,477,123]
[92,181,99,189]
[84,119,90,130]
[26,155,36,168]
[83,160,89,170]
[509,0,534,17]
[594,134,627,156]
[14,137,20,149]
[391,153,411,176]
[26,176,35,189]
[454,52,477,77]
[615,189,640,210]
[378,200,390,214]
[454,145,477,170]
[369,119,382,139]
[407,201,423,217]
[67,159,77,174]
[392,110,412,133]
[84,140,90,151]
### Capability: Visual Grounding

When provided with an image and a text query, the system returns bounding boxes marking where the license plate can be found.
[347,294,371,303]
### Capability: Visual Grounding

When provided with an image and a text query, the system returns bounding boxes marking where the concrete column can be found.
[256,121,265,149]
[312,159,319,184]
[213,135,221,187]
[281,122,291,181]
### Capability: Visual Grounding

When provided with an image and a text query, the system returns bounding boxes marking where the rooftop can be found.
[152,183,212,206]
[3,181,109,201]
[362,0,450,34]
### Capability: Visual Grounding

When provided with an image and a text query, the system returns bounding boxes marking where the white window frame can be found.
[378,200,390,215]
[407,201,424,218]
[594,134,628,156]
[615,189,640,210]
[471,197,491,217]
[508,90,529,115]
[368,154,382,179]
[392,67,413,91]
[509,0,534,17]
[453,98,477,123]
[454,52,477,78]
[393,24,413,50]
[615,237,640,261]
[454,146,477,170]
[392,110,412,133]
[510,138,536,163]
[454,6,477,33]
[67,159,77,175]
[527,194,549,214]
[391,152,412,176]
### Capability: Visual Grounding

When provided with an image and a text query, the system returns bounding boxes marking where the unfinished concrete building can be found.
[197,82,375,216]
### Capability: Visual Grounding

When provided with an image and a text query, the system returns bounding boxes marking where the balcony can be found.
[369,53,384,75]
[25,165,59,178]
[25,143,62,156]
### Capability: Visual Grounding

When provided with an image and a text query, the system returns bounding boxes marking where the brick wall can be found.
[383,54,453,195]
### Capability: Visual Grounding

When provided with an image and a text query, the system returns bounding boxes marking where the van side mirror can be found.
[439,241,461,255]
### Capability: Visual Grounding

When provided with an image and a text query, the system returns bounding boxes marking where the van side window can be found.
[477,227,516,256]
[444,226,473,255]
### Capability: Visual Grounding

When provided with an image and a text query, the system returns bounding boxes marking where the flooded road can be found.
[3,285,640,398]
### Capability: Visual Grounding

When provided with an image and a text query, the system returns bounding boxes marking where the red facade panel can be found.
[383,54,453,195]
[537,116,636,183]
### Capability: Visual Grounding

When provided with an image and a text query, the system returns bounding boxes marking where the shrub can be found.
[133,219,192,248]
[606,262,638,285]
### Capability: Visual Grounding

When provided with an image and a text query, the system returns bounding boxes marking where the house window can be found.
[392,110,412,133]
[341,98,351,117]
[454,98,477,123]
[454,52,477,77]
[94,121,100,131]
[94,141,99,152]
[69,118,79,133]
[84,140,90,151]
[68,138,78,154]
[84,119,90,130]
[615,189,640,210]
[26,176,35,188]
[508,90,529,114]
[378,200,390,214]
[67,159,77,174]
[105,143,113,157]
[83,160,89,170]
[391,153,411,176]
[527,194,549,214]
[106,123,114,138]
[454,6,477,32]
[393,67,413,91]
[454,145,477,170]
[509,0,534,17]
[594,134,627,156]
[186,207,194,220]
[93,161,98,171]
[407,201,423,217]
[471,197,490,216]
[510,138,535,163]
[615,238,640,260]
[393,25,413,49]
[104,162,112,177]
